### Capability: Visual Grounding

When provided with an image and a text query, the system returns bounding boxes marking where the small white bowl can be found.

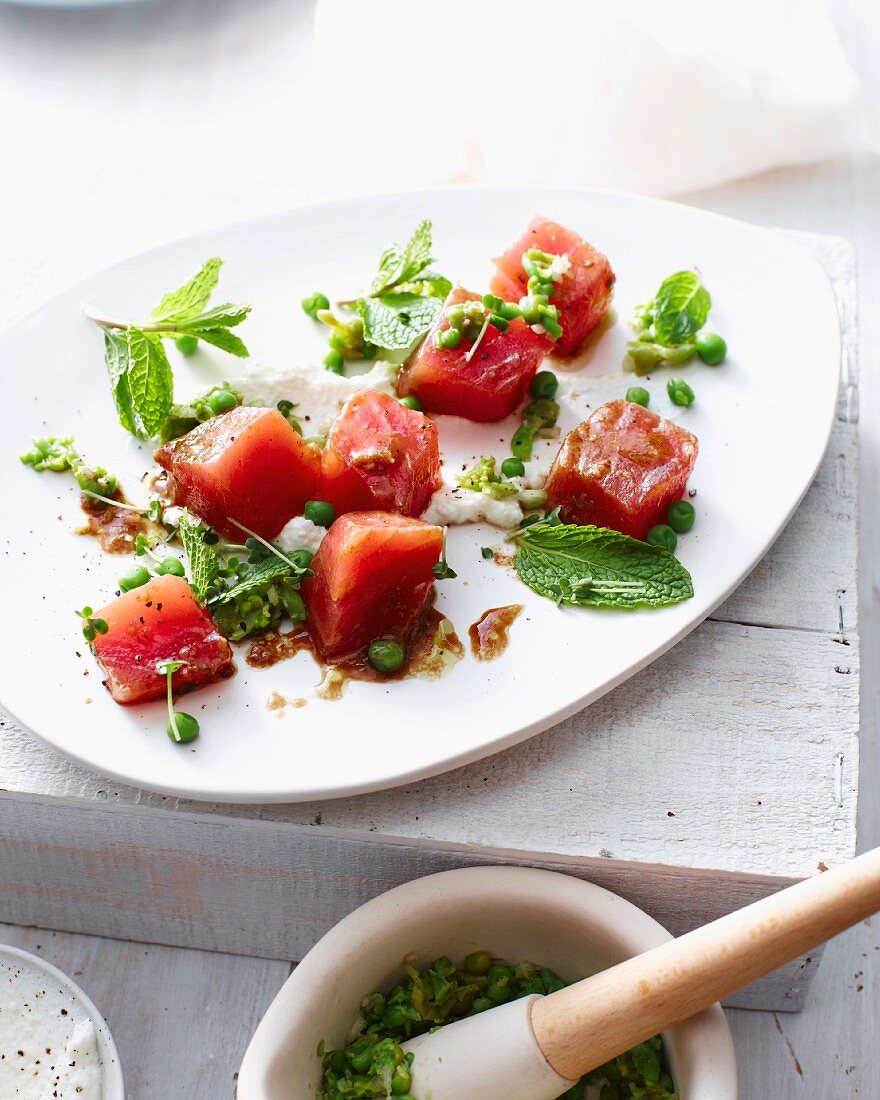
[0,944,125,1099]
[238,866,737,1099]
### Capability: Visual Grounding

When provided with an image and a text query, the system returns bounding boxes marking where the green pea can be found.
[382,1005,414,1029]
[626,386,650,407]
[301,291,330,320]
[155,556,186,577]
[436,327,462,350]
[304,499,336,528]
[323,349,345,373]
[207,389,238,415]
[695,331,727,365]
[530,370,559,400]
[175,335,198,356]
[167,712,199,744]
[481,547,493,560]
[118,565,151,592]
[399,395,423,412]
[647,524,678,552]
[290,548,314,569]
[368,640,405,673]
[390,1065,412,1093]
[486,979,512,1005]
[501,457,525,479]
[667,499,696,533]
[667,377,695,406]
[464,951,493,975]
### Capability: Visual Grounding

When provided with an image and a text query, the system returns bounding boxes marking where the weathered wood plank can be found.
[711,234,859,638]
[1,618,857,879]
[0,793,818,1011]
[0,922,291,1100]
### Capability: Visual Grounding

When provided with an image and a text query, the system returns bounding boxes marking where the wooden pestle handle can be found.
[532,847,880,1081]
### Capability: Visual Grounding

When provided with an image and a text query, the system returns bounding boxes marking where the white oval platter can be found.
[0,187,839,802]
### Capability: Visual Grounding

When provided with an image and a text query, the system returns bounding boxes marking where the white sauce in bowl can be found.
[0,958,102,1098]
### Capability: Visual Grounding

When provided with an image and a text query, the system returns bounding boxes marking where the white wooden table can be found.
[0,0,878,1096]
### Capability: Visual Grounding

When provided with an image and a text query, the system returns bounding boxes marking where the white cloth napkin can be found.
[315,0,877,196]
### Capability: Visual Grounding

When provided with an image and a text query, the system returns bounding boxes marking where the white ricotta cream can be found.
[276,515,327,555]
[0,957,102,1098]
[231,359,399,436]
[422,468,524,530]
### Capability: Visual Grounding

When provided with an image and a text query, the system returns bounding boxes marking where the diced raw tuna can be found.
[91,575,233,705]
[490,216,615,357]
[545,400,698,539]
[155,407,321,541]
[319,390,441,517]
[303,511,443,659]
[396,288,550,422]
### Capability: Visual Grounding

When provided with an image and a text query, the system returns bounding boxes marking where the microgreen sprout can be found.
[227,519,305,570]
[76,606,109,642]
[276,399,303,434]
[157,659,200,744]
[432,530,457,580]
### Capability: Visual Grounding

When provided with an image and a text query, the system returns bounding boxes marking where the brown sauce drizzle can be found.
[246,624,311,669]
[550,307,617,369]
[468,605,524,661]
[245,606,464,700]
[77,490,155,554]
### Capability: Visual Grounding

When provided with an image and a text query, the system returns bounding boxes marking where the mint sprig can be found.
[513,521,694,609]
[652,270,711,345]
[306,221,451,360]
[104,326,174,439]
[177,514,220,599]
[356,292,444,351]
[84,258,251,440]
[370,218,435,295]
[626,270,717,375]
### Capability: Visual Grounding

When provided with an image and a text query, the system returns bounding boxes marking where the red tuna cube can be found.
[319,390,441,517]
[154,407,321,541]
[490,216,615,357]
[545,400,698,539]
[303,511,443,660]
[396,288,550,422]
[91,575,233,705]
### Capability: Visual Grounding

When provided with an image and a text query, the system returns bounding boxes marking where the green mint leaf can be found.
[103,327,174,440]
[180,327,250,357]
[370,219,434,295]
[214,556,295,602]
[152,257,223,322]
[176,302,252,331]
[397,271,452,300]
[357,292,443,351]
[210,556,307,641]
[126,330,175,438]
[652,271,711,346]
[514,522,694,609]
[177,514,220,599]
